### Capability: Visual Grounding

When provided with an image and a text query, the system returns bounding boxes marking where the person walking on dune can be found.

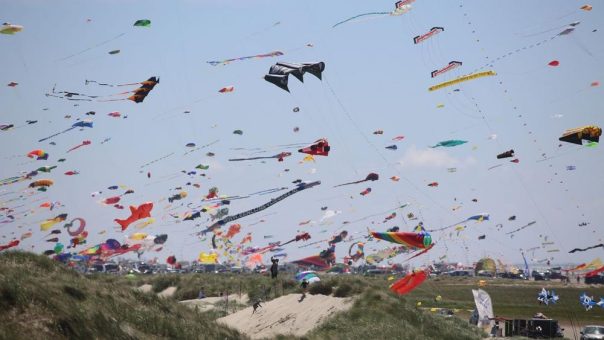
[270,257,279,279]
[252,300,263,314]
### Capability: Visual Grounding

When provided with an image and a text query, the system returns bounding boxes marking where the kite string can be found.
[324,76,453,219]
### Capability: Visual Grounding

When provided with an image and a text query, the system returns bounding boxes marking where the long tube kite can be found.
[370,230,432,249]
[196,181,321,235]
[428,70,496,91]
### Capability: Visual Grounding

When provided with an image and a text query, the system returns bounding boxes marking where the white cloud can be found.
[397,145,476,168]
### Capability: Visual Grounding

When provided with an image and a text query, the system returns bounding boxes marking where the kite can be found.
[168,191,187,203]
[107,112,121,118]
[233,130,243,135]
[67,140,91,153]
[52,77,159,103]
[390,270,428,295]
[365,246,407,264]
[566,165,576,170]
[390,176,400,181]
[414,27,444,44]
[0,240,19,252]
[427,182,438,187]
[360,188,372,196]
[548,60,560,67]
[0,124,14,131]
[538,288,559,306]
[569,244,604,253]
[102,196,121,205]
[224,224,241,239]
[328,231,348,246]
[559,126,601,145]
[348,242,365,262]
[374,130,384,135]
[559,26,576,35]
[431,140,467,148]
[392,135,405,141]
[295,271,320,283]
[385,145,398,150]
[27,149,48,160]
[581,5,592,11]
[166,255,177,265]
[431,61,462,78]
[384,212,396,222]
[64,218,86,237]
[29,179,54,188]
[299,139,330,156]
[292,250,335,269]
[497,149,515,159]
[38,120,93,142]
[133,19,151,27]
[580,293,604,311]
[115,202,153,231]
[229,152,291,162]
[196,181,321,235]
[332,2,412,28]
[198,252,218,264]
[0,23,23,35]
[264,62,325,92]
[219,86,234,93]
[109,50,120,55]
[334,173,379,187]
[40,213,68,231]
[7,82,18,87]
[123,77,159,103]
[64,171,79,176]
[207,50,283,66]
[428,70,496,91]
[506,221,537,235]
[37,166,57,173]
[370,230,432,249]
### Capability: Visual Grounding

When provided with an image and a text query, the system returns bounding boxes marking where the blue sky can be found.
[1,0,603,268]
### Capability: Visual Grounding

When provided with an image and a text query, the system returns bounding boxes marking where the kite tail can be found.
[334,179,365,188]
[332,12,390,28]
[97,98,127,103]
[38,127,75,143]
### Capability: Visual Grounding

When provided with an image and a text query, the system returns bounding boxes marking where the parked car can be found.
[548,270,568,281]
[103,263,120,274]
[532,270,550,281]
[499,272,527,280]
[585,274,604,285]
[133,262,153,274]
[581,325,604,340]
[448,270,472,277]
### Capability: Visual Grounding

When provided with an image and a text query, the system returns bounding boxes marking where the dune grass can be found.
[0,251,245,340]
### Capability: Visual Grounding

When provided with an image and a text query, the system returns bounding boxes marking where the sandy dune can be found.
[136,284,153,293]
[158,286,177,298]
[217,294,353,339]
[180,294,249,312]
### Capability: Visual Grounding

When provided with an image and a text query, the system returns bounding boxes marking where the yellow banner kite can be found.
[428,70,496,91]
